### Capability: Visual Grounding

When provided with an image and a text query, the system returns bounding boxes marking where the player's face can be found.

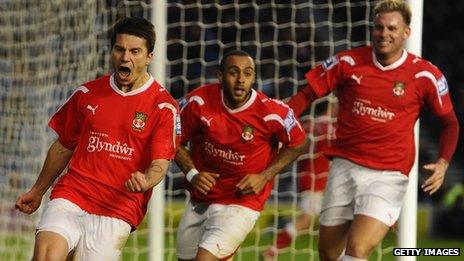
[372,11,410,65]
[218,55,256,109]
[111,34,153,90]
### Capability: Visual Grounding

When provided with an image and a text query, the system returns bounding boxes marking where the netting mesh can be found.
[1,1,100,259]
[164,1,374,260]
[166,0,373,101]
[0,1,389,260]
[0,0,151,259]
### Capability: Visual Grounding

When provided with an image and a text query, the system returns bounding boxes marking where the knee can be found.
[298,213,312,228]
[319,244,343,261]
[345,241,374,259]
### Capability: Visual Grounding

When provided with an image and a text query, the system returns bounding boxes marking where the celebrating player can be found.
[15,17,180,260]
[174,50,308,260]
[262,100,337,260]
[287,0,460,260]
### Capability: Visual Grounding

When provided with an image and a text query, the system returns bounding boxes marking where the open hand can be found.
[422,158,449,195]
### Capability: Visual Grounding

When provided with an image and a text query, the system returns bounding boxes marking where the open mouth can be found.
[117,66,131,79]
[234,87,246,96]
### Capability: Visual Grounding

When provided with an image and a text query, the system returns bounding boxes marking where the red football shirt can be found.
[305,46,454,175]
[180,84,306,211]
[49,74,180,228]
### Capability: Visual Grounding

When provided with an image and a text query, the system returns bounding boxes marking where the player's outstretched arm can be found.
[15,140,74,214]
[174,145,219,196]
[236,140,309,195]
[422,111,460,195]
[125,159,170,193]
[286,85,318,117]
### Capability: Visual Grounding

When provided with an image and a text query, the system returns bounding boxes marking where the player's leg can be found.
[73,214,131,260]
[197,204,259,260]
[261,213,313,261]
[318,210,351,261]
[262,190,322,260]
[285,190,324,246]
[318,158,358,261]
[176,200,209,261]
[33,198,83,261]
[294,213,313,231]
[196,248,222,261]
[33,232,69,261]
[344,215,390,259]
[294,189,323,232]
[343,168,408,259]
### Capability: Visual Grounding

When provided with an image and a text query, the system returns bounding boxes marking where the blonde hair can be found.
[374,0,412,26]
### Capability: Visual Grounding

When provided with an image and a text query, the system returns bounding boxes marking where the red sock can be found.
[276,229,292,249]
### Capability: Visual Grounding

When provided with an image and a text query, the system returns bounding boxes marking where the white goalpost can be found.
[150,1,167,261]
[397,1,423,261]
[0,1,423,260]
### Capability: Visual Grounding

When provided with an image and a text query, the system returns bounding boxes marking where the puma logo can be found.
[86,105,98,115]
[351,74,363,85]
[201,116,213,127]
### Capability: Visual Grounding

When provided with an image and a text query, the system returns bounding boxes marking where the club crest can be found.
[393,81,406,97]
[132,112,147,132]
[241,125,254,142]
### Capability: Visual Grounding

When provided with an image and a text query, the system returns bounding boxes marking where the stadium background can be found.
[0,0,463,260]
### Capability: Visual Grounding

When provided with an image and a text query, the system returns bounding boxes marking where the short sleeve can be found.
[150,101,181,160]
[48,88,85,150]
[265,99,306,148]
[179,95,202,145]
[282,108,306,148]
[305,54,347,97]
[419,73,454,116]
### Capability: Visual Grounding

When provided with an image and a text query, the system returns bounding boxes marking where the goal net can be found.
[0,0,396,260]
[162,1,392,261]
[0,0,150,259]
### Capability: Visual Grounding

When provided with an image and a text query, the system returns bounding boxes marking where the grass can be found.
[0,234,32,261]
[1,202,461,260]
[121,203,464,261]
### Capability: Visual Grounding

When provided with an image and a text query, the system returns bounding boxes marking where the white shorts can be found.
[299,190,323,215]
[176,201,260,259]
[319,158,409,227]
[37,198,131,260]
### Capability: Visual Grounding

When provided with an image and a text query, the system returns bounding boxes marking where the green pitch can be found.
[2,202,460,260]
[122,203,463,261]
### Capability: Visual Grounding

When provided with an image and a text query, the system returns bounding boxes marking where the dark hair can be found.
[110,17,156,53]
[219,50,254,72]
